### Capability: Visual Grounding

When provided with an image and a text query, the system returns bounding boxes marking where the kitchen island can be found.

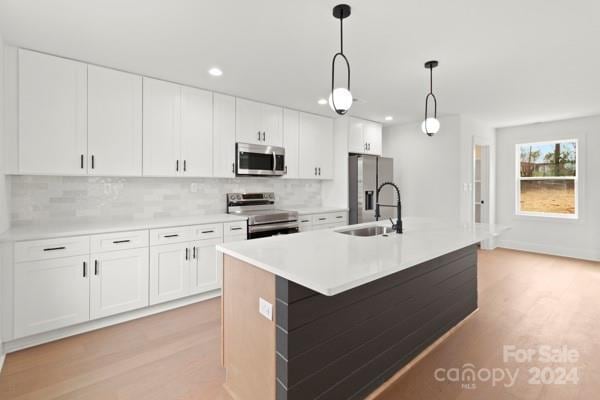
[217,219,506,400]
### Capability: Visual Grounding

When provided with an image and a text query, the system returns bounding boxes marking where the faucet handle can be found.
[389,218,396,228]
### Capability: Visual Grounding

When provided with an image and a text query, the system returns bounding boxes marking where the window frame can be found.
[515,139,579,220]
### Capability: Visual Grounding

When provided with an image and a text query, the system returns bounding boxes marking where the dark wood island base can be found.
[222,244,478,400]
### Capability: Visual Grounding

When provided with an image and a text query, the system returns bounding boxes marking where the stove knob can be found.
[229,194,236,201]
[268,193,275,199]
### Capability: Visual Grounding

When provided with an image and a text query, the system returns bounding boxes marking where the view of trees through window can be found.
[518,140,577,216]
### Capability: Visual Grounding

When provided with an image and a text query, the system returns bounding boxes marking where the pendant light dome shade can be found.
[421,117,440,135]
[422,60,440,136]
[330,4,353,115]
[328,88,353,113]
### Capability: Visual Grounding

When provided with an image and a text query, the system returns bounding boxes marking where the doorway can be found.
[473,144,490,223]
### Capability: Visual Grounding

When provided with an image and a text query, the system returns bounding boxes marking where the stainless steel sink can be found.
[337,226,395,237]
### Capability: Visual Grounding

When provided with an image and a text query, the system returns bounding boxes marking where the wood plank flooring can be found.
[1,248,599,400]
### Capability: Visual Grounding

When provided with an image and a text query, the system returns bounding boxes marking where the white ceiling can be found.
[1,0,599,128]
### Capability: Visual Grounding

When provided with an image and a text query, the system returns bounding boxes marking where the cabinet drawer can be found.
[191,223,223,240]
[15,236,90,263]
[312,212,348,226]
[298,215,313,227]
[90,230,149,253]
[223,221,247,237]
[150,226,192,246]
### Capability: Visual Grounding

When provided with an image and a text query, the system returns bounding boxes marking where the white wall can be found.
[496,116,600,260]
[0,33,8,366]
[321,117,349,208]
[383,115,495,226]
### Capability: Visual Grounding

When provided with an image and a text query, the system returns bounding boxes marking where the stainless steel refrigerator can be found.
[348,155,395,224]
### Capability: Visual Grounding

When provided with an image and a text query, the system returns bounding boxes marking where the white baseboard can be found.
[3,290,221,354]
[497,239,600,262]
[0,353,5,374]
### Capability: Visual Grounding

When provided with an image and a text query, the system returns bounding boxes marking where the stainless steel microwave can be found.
[236,143,285,176]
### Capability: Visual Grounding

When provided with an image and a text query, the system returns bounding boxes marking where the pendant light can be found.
[421,60,440,136]
[329,4,353,115]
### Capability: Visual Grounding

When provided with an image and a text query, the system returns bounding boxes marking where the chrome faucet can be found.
[374,182,403,234]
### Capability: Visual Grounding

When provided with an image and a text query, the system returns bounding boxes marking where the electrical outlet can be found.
[259,297,273,321]
[190,183,198,193]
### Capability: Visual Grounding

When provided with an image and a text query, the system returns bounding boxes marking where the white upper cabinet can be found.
[143,78,182,176]
[88,66,142,176]
[363,121,382,155]
[143,79,213,177]
[19,49,88,175]
[348,117,382,156]
[213,93,236,178]
[283,109,299,179]
[181,87,213,177]
[236,98,283,146]
[298,112,334,180]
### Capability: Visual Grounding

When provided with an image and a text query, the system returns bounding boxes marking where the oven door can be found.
[236,143,285,176]
[247,221,299,239]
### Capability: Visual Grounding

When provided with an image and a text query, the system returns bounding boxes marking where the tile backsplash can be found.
[10,176,322,224]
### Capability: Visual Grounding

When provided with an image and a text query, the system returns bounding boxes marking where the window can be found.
[516,139,578,218]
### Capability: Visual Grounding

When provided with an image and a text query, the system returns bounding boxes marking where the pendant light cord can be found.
[340,17,344,54]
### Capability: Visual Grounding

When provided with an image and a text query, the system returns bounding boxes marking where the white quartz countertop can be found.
[0,214,247,242]
[217,218,508,296]
[295,207,349,215]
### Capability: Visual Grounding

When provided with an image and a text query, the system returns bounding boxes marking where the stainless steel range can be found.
[226,192,299,239]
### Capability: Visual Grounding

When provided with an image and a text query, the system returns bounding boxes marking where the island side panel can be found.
[222,255,277,400]
[275,244,478,400]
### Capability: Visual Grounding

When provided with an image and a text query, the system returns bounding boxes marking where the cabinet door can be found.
[149,243,190,305]
[14,255,90,338]
[181,87,213,177]
[298,112,320,179]
[348,117,365,154]
[213,94,236,178]
[90,248,149,319]
[190,238,221,295]
[364,121,382,156]
[143,78,181,176]
[19,50,87,175]
[283,109,299,179]
[316,116,334,180]
[261,103,283,146]
[88,65,142,176]
[235,98,262,145]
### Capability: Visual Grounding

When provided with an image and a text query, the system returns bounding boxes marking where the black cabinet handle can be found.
[201,230,214,234]
[262,132,266,141]
[91,155,95,169]
[164,234,179,238]
[336,216,343,219]
[232,163,235,173]
[318,167,321,176]
[314,167,317,176]
[176,160,179,172]
[44,246,66,252]
[113,239,131,244]
[183,160,187,172]
[230,227,242,231]
[285,165,287,174]
[193,247,196,259]
[185,248,189,260]
[80,154,84,169]
[83,261,87,277]
[94,260,99,275]
[301,219,310,223]
[318,217,327,221]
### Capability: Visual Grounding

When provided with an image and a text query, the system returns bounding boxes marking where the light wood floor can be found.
[1,248,599,400]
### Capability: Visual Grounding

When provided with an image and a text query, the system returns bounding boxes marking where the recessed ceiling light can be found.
[208,67,223,77]
[385,116,393,121]
[318,98,328,105]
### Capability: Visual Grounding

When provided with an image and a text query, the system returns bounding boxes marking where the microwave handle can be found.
[272,151,277,173]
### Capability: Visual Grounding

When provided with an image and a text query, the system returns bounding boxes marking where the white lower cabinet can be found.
[297,211,348,232]
[190,238,221,295]
[90,248,149,319]
[14,255,90,338]
[149,242,190,305]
